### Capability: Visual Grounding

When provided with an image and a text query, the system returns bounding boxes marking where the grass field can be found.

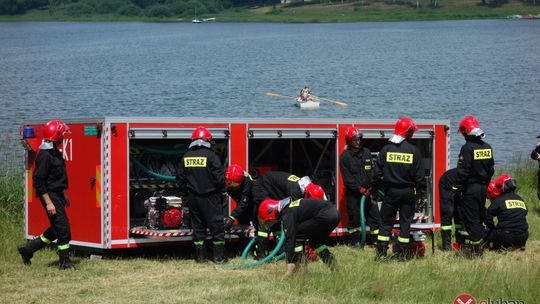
[0,0,539,22]
[1,156,538,304]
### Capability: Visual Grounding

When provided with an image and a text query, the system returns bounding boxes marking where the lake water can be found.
[1,20,539,169]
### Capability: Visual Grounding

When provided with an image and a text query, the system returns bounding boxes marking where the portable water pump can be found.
[143,192,183,229]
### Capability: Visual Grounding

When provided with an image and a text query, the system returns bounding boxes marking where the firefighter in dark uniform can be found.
[251,171,326,259]
[485,174,528,250]
[224,164,255,230]
[531,133,540,200]
[177,126,226,264]
[438,168,465,251]
[17,120,75,269]
[339,126,380,246]
[453,115,494,258]
[258,198,340,277]
[374,117,426,261]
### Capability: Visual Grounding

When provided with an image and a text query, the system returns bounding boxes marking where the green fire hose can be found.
[359,189,385,249]
[240,235,286,261]
[222,228,285,269]
[131,144,187,156]
[240,238,256,260]
[359,195,367,249]
[130,157,176,181]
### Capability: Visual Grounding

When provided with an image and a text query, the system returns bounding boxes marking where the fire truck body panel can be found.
[22,117,450,250]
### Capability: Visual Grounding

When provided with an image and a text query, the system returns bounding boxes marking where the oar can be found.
[311,95,348,107]
[266,91,297,100]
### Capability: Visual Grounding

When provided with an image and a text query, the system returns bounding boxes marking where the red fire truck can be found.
[21,117,449,252]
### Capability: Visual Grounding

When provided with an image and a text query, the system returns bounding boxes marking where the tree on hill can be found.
[0,0,48,15]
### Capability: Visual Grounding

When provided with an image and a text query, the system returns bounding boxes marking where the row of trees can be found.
[0,0,537,16]
[0,0,236,16]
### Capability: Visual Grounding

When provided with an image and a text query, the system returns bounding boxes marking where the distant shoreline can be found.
[1,1,539,23]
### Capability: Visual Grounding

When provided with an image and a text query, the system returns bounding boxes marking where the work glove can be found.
[224,216,235,230]
[359,186,371,198]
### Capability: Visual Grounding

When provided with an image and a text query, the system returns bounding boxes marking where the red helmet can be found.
[258,199,279,225]
[225,164,245,188]
[494,173,516,193]
[43,120,70,142]
[458,115,483,137]
[304,183,327,200]
[191,126,212,142]
[344,126,362,144]
[486,180,501,201]
[394,116,417,138]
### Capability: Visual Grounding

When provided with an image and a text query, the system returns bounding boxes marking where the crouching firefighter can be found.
[177,126,227,264]
[18,120,75,269]
[252,171,326,259]
[224,164,255,230]
[374,116,426,261]
[438,168,465,251]
[485,174,529,251]
[258,198,341,277]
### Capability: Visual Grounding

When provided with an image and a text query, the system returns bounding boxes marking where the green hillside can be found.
[0,0,539,22]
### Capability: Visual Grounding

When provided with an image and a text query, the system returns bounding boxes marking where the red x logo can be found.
[454,294,476,304]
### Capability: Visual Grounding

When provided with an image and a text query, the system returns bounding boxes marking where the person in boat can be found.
[252,171,326,259]
[485,174,528,251]
[258,197,340,277]
[299,87,313,102]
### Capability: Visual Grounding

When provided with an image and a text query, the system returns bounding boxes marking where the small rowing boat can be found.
[295,98,320,110]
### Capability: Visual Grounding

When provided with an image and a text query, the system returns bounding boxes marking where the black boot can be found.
[441,230,453,251]
[455,231,470,255]
[213,243,228,265]
[318,249,337,271]
[375,241,388,261]
[396,242,411,262]
[255,237,268,260]
[17,238,46,265]
[349,231,361,247]
[58,250,75,270]
[368,231,379,246]
[467,244,483,259]
[195,244,207,263]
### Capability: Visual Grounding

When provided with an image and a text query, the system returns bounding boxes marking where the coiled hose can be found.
[240,237,286,261]
[222,228,285,269]
[130,157,176,181]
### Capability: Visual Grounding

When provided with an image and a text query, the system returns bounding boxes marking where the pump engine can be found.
[143,193,183,229]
